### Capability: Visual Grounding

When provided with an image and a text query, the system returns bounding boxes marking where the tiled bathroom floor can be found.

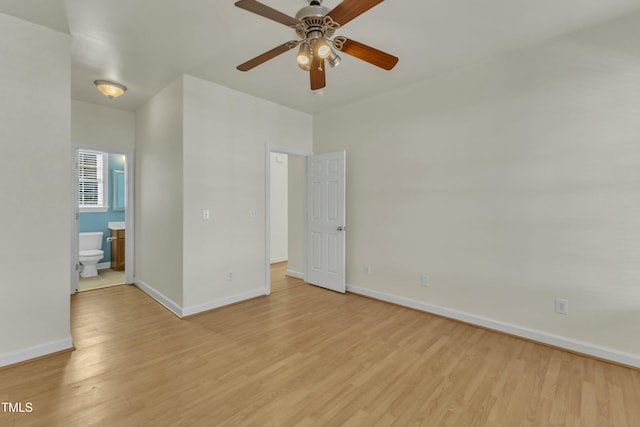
[78,269,126,292]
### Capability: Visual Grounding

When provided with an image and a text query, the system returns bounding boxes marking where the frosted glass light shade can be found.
[315,38,332,59]
[94,80,127,99]
[296,42,311,66]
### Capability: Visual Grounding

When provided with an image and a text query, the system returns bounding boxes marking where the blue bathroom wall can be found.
[79,153,126,266]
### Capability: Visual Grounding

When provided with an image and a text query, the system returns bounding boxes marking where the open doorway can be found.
[269,152,305,293]
[265,145,313,294]
[71,146,134,295]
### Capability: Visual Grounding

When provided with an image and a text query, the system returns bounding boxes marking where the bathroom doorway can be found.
[71,146,134,294]
[266,145,311,294]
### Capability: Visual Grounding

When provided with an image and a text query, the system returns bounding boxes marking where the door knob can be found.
[337,226,346,231]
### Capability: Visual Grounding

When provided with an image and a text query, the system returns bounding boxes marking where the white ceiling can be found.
[2,0,640,114]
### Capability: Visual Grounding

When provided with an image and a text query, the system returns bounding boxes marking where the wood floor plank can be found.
[1,267,639,426]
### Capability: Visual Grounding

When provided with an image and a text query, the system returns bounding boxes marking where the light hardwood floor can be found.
[1,275,639,426]
[270,261,305,294]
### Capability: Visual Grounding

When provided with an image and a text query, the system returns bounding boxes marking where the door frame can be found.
[71,144,135,294]
[264,144,313,295]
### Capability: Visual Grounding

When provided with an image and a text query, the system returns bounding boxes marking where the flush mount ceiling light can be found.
[94,80,127,99]
[235,0,399,91]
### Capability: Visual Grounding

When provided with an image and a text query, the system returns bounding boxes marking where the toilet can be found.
[79,232,104,278]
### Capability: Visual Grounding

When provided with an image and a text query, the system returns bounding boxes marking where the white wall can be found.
[135,77,184,307]
[270,153,288,263]
[182,75,313,312]
[314,12,640,365]
[287,156,305,277]
[72,100,135,150]
[0,14,71,366]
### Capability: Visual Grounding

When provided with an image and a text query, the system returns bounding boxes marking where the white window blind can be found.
[77,150,106,210]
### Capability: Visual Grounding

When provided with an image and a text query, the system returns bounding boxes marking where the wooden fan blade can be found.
[338,38,398,70]
[310,56,326,90]
[235,0,300,27]
[237,41,298,71]
[326,0,384,26]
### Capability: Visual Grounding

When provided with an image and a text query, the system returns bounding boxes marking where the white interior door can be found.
[305,151,346,293]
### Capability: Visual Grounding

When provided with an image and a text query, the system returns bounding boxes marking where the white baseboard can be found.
[182,288,266,317]
[346,284,640,368]
[270,257,288,264]
[134,278,184,318]
[286,270,304,280]
[134,278,266,319]
[0,336,73,368]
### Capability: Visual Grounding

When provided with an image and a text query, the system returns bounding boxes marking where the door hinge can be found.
[75,212,79,220]
[75,263,79,271]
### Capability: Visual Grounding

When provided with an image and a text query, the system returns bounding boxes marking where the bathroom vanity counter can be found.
[110,228,125,271]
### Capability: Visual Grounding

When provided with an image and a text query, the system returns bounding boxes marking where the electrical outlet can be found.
[555,298,569,315]
[249,209,257,218]
[420,274,429,287]
[202,210,210,220]
[363,265,370,275]
[227,272,233,281]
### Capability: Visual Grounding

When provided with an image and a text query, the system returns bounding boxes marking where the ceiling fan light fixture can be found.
[296,42,312,66]
[328,50,341,68]
[298,61,312,72]
[94,80,127,99]
[315,38,332,59]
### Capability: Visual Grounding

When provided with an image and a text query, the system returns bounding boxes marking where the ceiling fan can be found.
[235,0,399,90]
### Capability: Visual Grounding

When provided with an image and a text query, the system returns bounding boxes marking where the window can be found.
[77,150,109,212]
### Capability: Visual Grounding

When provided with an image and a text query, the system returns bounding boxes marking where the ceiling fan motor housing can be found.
[295,1,338,40]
